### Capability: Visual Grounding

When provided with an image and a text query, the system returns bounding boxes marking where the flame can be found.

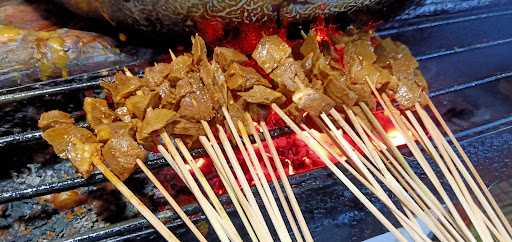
[285,159,295,175]
[386,129,406,146]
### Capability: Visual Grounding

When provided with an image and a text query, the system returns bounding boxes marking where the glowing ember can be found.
[386,129,406,146]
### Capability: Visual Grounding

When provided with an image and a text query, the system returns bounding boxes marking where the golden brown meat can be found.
[168,54,193,83]
[125,91,160,119]
[270,58,308,92]
[166,119,205,137]
[238,85,286,105]
[83,97,115,129]
[324,75,358,107]
[225,62,271,91]
[292,88,335,116]
[42,124,97,158]
[213,47,248,70]
[178,91,216,121]
[66,138,102,178]
[252,35,291,73]
[38,110,74,130]
[137,108,176,143]
[95,121,136,142]
[102,135,146,181]
[143,63,172,88]
[101,72,144,104]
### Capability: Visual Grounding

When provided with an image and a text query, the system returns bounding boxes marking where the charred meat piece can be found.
[38,110,74,130]
[292,88,335,116]
[239,85,286,105]
[102,135,146,181]
[101,72,144,104]
[83,97,116,129]
[252,35,291,73]
[225,62,271,91]
[213,47,248,70]
[42,124,97,158]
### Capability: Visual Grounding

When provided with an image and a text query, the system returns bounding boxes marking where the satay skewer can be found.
[246,115,304,242]
[271,104,409,242]
[260,122,315,242]
[157,144,231,242]
[92,158,179,242]
[237,121,293,242]
[424,94,512,238]
[135,159,207,242]
[174,140,243,242]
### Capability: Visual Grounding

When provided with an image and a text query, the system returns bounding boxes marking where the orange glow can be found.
[386,129,406,146]
[285,159,295,175]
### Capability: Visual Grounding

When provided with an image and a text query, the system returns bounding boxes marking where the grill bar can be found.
[0,127,291,204]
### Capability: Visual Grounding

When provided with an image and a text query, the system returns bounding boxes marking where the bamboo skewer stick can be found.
[304,125,432,242]
[92,158,180,242]
[402,110,493,242]
[200,122,270,241]
[237,121,293,242]
[247,120,304,242]
[157,144,230,242]
[414,105,511,241]
[198,137,259,242]
[216,125,275,241]
[174,140,243,242]
[260,122,315,242]
[378,95,477,242]
[424,94,512,237]
[135,159,207,242]
[272,104,409,242]
[320,112,447,242]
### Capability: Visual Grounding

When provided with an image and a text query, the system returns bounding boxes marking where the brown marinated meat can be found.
[101,72,144,104]
[102,135,146,181]
[270,58,308,92]
[66,138,102,178]
[168,54,193,83]
[83,97,115,129]
[225,62,271,91]
[213,47,248,70]
[42,124,97,157]
[292,88,336,116]
[239,85,286,105]
[125,91,160,119]
[144,63,172,87]
[38,110,74,130]
[252,35,291,73]
[95,121,136,142]
[166,119,205,137]
[137,108,176,141]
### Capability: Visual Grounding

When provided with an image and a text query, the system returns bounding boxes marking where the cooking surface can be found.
[1,1,512,241]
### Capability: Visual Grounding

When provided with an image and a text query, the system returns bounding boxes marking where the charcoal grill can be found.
[1,1,512,241]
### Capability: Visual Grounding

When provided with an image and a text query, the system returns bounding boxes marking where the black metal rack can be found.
[1,1,512,241]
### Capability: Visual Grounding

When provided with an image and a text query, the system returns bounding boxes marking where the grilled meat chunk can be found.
[239,85,286,105]
[213,47,248,70]
[66,138,102,178]
[225,62,271,91]
[42,124,97,158]
[38,110,74,130]
[292,88,335,116]
[101,72,144,104]
[83,97,116,129]
[252,35,291,73]
[95,121,136,142]
[102,135,146,181]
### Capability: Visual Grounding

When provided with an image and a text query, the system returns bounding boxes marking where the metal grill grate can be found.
[1,2,512,241]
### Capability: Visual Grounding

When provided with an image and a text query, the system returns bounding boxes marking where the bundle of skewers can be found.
[92,78,512,241]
